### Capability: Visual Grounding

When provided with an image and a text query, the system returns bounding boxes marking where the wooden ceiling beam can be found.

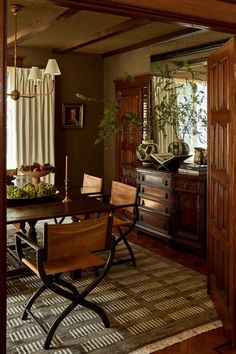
[40,0,236,33]
[102,27,202,58]
[53,17,152,54]
[7,8,78,48]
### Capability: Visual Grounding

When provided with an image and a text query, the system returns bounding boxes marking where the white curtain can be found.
[152,76,175,154]
[7,67,55,183]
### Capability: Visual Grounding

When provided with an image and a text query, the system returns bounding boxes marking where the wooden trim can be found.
[217,0,236,3]
[6,55,24,67]
[0,1,6,353]
[150,39,228,63]
[7,8,78,48]
[44,0,236,33]
[102,28,201,58]
[114,73,151,89]
[53,17,152,54]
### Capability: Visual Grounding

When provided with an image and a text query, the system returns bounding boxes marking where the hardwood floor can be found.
[128,232,236,354]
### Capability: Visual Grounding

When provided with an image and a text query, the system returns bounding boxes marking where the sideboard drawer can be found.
[139,208,170,233]
[140,184,171,200]
[140,198,170,214]
[174,176,205,194]
[137,170,172,187]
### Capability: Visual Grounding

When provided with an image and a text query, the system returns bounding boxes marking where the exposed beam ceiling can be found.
[36,0,236,33]
[53,17,153,54]
[6,0,234,59]
[7,8,78,48]
[102,28,202,57]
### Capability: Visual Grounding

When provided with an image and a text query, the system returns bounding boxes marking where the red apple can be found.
[33,167,40,172]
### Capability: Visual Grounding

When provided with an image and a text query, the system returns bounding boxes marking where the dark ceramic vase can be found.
[168,139,190,156]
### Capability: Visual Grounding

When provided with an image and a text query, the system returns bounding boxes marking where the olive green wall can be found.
[17,47,104,188]
[16,46,151,192]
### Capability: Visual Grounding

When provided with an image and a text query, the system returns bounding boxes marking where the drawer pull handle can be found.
[184,182,189,190]
[142,200,145,206]
[165,207,168,213]
[162,177,168,185]
[165,193,168,199]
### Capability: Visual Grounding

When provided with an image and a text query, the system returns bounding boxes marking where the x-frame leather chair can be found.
[16,215,115,350]
[81,173,103,197]
[110,181,138,266]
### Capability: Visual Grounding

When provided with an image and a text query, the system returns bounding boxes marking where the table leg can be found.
[27,220,37,243]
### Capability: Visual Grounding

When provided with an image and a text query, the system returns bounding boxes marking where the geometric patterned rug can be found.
[7,220,222,354]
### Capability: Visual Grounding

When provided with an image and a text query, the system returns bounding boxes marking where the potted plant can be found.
[76,92,159,164]
[152,63,207,155]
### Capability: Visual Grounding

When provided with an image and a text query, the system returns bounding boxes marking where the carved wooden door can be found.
[114,75,151,181]
[208,37,236,346]
[115,86,141,181]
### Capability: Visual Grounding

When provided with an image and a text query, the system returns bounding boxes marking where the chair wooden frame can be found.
[71,173,104,223]
[81,173,103,197]
[110,181,138,266]
[16,215,115,350]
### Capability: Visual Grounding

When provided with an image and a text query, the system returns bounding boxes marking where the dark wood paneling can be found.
[208,37,236,346]
[0,1,6,353]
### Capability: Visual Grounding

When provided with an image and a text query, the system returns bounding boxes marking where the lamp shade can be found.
[44,59,61,79]
[28,66,42,84]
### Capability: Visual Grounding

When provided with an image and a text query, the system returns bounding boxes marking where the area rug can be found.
[7,220,221,354]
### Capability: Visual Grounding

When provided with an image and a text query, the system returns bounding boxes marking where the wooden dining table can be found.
[6,190,115,277]
[7,193,113,239]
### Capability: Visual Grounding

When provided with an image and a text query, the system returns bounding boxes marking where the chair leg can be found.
[81,298,110,328]
[44,296,110,349]
[22,284,47,320]
[44,301,78,349]
[114,227,136,266]
[122,237,136,267]
[54,277,79,296]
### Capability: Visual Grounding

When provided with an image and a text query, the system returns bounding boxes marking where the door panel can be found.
[116,86,141,181]
[114,75,151,182]
[208,37,236,346]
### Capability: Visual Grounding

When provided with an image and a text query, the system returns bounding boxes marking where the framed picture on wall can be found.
[62,103,85,128]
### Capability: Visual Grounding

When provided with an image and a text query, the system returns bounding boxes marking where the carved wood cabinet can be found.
[135,167,207,256]
[172,174,207,257]
[136,167,173,242]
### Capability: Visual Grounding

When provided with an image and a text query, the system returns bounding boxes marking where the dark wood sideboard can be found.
[132,166,207,257]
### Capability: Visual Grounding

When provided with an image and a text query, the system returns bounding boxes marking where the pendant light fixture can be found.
[7,4,61,101]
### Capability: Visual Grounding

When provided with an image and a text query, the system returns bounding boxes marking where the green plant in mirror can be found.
[76,92,143,145]
[152,63,207,143]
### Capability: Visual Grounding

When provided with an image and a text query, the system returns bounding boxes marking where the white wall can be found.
[103,47,150,192]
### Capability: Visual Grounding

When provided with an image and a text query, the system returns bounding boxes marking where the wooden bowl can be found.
[20,170,51,184]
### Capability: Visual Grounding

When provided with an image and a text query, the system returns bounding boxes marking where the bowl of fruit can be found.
[19,162,55,184]
[7,181,58,204]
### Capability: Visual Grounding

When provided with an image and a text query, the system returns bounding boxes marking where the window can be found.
[152,74,207,156]
[6,66,55,182]
[7,67,17,169]
[176,78,207,153]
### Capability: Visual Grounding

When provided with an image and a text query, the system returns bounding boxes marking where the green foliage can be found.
[76,63,207,146]
[6,182,56,199]
[152,63,207,142]
[76,92,143,145]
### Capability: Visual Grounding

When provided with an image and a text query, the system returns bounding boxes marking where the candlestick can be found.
[62,155,71,203]
[65,155,68,181]
[62,178,71,203]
